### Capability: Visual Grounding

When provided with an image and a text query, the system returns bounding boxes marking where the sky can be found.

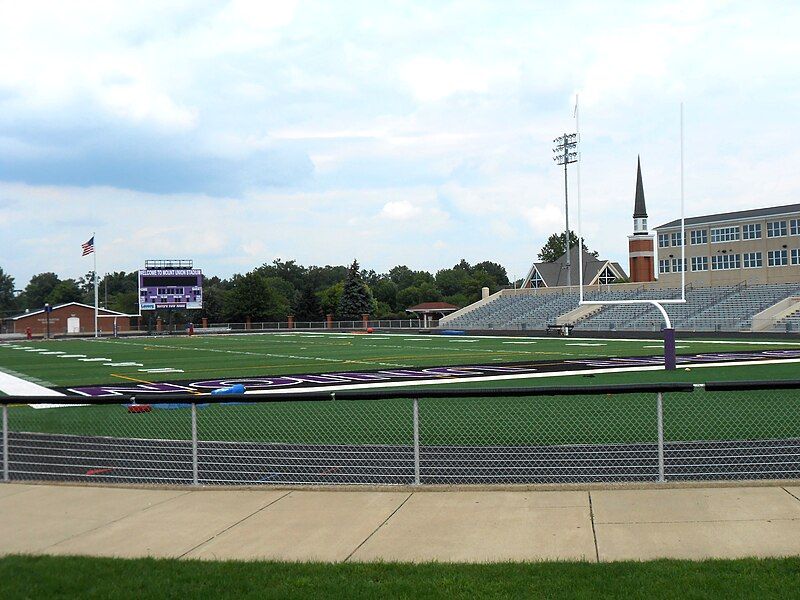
[1,0,799,287]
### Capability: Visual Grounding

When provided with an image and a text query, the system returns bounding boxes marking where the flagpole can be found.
[93,232,98,338]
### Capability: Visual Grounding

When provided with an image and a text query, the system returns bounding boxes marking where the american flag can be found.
[81,236,95,256]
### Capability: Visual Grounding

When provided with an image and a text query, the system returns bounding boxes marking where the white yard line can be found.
[0,368,62,397]
[242,357,800,396]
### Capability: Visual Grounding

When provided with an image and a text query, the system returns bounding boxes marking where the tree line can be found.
[0,258,510,323]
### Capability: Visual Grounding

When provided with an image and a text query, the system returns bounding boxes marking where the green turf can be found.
[4,333,800,446]
[2,332,799,388]
[3,554,800,599]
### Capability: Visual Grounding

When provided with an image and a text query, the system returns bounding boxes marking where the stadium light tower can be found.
[553,133,578,287]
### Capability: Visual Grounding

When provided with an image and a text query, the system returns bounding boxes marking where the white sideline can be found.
[0,368,63,397]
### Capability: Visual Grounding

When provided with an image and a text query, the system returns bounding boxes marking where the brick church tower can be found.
[628,157,656,282]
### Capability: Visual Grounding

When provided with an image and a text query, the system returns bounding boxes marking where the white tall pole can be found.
[93,232,98,338]
[680,103,685,301]
[575,94,583,303]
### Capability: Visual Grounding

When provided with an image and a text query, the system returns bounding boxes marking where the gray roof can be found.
[530,246,627,287]
[10,302,127,320]
[633,156,647,218]
[657,203,800,230]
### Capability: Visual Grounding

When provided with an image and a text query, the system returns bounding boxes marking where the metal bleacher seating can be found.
[443,283,800,333]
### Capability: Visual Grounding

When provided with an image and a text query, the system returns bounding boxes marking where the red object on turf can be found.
[127,404,152,413]
[367,327,374,333]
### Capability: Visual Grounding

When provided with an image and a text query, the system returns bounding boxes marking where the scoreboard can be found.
[138,260,203,310]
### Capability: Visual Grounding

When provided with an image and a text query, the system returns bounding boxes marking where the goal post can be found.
[576,99,686,370]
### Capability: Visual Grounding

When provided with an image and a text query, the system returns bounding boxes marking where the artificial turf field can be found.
[2,331,800,389]
[2,332,800,447]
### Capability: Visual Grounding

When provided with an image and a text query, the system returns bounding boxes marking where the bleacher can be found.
[440,283,800,333]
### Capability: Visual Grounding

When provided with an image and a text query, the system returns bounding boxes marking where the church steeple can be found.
[632,156,648,235]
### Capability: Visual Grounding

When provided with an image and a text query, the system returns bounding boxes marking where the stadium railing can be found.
[3,380,800,487]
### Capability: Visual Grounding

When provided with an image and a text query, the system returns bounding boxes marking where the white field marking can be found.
[30,403,88,409]
[84,329,800,346]
[643,345,689,349]
[242,357,800,396]
[448,339,479,343]
[0,368,63,397]
[402,339,430,342]
[502,341,538,344]
[87,338,410,369]
[104,362,143,367]
[138,368,184,373]
[24,348,49,352]
[38,351,66,355]
[565,343,606,347]
[78,358,112,362]
[58,354,86,358]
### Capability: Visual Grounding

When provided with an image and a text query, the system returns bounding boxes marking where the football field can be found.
[2,331,800,393]
[2,332,800,485]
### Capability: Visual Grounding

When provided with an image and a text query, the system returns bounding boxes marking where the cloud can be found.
[380,200,421,220]
[2,0,800,288]
[399,57,517,102]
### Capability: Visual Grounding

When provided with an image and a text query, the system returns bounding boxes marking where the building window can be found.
[658,233,669,248]
[792,249,800,265]
[791,219,800,236]
[658,260,670,274]
[670,232,683,247]
[742,223,762,240]
[691,256,708,271]
[710,226,739,243]
[671,258,687,272]
[711,254,741,270]
[768,249,788,266]
[767,221,788,238]
[634,217,648,233]
[743,252,762,268]
[690,229,708,245]
[530,269,545,288]
[597,266,616,285]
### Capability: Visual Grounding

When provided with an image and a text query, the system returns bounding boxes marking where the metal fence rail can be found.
[3,381,800,486]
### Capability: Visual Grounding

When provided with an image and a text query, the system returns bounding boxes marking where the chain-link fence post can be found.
[2,404,8,482]
[657,392,665,482]
[413,398,420,485]
[191,402,199,485]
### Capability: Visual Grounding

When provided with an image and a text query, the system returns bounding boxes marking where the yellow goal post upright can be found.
[576,98,686,370]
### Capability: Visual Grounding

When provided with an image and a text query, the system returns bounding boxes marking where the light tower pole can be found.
[553,133,578,287]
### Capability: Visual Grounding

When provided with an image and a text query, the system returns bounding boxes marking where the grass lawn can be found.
[2,554,800,599]
[2,332,800,387]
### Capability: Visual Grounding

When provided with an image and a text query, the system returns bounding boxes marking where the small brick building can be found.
[8,302,131,336]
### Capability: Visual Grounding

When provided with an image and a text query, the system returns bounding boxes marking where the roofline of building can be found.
[9,302,128,320]
[656,203,800,231]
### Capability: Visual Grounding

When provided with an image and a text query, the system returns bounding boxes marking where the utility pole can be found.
[553,133,578,287]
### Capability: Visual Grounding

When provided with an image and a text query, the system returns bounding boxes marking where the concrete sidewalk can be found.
[4,483,800,562]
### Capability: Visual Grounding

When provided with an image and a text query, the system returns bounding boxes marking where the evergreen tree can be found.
[336,259,375,319]
[294,285,324,321]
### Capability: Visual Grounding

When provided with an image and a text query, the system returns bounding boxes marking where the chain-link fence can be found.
[3,381,800,486]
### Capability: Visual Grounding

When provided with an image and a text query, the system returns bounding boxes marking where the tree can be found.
[318,282,343,316]
[0,267,15,316]
[22,272,60,309]
[337,260,375,319]
[224,271,289,322]
[47,279,82,305]
[537,231,598,263]
[294,286,323,321]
